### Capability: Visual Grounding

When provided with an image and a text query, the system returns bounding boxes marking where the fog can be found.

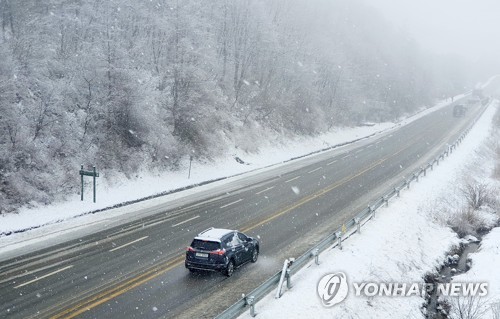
[366,0,500,76]
[0,0,496,213]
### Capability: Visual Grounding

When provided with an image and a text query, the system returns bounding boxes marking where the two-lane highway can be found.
[0,99,488,319]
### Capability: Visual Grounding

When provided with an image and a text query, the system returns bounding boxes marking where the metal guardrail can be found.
[215,105,487,319]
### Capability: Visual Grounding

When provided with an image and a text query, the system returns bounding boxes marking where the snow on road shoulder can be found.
[238,102,498,319]
[0,97,456,243]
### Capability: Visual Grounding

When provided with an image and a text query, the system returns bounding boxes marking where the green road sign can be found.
[79,170,100,177]
[80,165,99,202]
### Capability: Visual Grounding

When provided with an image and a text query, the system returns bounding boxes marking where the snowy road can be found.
[0,99,487,319]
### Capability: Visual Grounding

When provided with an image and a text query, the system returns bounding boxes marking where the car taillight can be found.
[210,248,226,256]
[187,246,195,252]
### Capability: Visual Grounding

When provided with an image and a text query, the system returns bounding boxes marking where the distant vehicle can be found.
[466,97,481,107]
[472,88,484,99]
[481,97,490,106]
[185,228,259,276]
[453,104,465,117]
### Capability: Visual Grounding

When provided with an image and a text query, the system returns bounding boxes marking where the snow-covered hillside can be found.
[0,96,460,258]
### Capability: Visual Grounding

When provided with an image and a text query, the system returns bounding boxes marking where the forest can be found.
[0,0,473,213]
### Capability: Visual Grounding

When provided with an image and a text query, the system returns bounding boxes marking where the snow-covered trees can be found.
[0,0,474,212]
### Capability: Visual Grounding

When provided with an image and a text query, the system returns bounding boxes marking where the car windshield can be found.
[191,239,221,251]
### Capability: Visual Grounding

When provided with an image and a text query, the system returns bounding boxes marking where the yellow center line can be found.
[52,141,414,318]
[51,255,184,319]
[242,146,405,233]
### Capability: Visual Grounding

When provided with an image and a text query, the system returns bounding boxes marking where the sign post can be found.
[188,155,193,179]
[80,165,99,203]
[93,166,97,203]
[81,164,84,201]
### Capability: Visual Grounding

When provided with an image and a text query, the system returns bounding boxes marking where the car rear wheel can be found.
[251,248,259,263]
[225,260,235,277]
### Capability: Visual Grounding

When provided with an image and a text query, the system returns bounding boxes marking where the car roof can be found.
[194,228,235,242]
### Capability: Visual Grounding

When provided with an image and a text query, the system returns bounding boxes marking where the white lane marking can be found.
[307,167,322,174]
[342,155,350,160]
[284,176,301,183]
[367,144,373,148]
[355,149,363,154]
[14,265,74,289]
[109,236,149,252]
[375,141,381,144]
[220,199,243,209]
[256,186,275,195]
[326,160,337,166]
[171,215,200,227]
[147,218,174,228]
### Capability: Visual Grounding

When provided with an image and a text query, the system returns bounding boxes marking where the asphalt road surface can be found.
[0,99,488,319]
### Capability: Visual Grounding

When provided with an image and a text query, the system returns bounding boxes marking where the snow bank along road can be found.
[0,99,487,319]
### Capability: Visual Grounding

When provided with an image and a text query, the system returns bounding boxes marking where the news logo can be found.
[317,272,349,307]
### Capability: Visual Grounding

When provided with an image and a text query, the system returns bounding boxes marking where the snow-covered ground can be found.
[237,102,499,319]
[0,94,466,256]
[451,227,500,317]
[0,85,497,317]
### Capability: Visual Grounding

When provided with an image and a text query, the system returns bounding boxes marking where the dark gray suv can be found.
[185,228,259,276]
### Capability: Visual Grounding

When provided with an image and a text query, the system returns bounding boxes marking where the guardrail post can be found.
[383,196,389,207]
[311,249,320,265]
[406,179,411,189]
[336,231,342,250]
[286,266,293,290]
[245,295,256,317]
[354,217,361,234]
[368,205,375,218]
[436,157,440,165]
[395,187,400,197]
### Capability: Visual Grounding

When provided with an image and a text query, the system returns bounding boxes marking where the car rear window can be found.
[191,239,221,251]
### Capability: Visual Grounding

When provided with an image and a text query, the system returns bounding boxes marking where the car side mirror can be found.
[246,237,253,242]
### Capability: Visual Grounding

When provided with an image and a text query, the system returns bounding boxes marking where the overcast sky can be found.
[365,0,500,63]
